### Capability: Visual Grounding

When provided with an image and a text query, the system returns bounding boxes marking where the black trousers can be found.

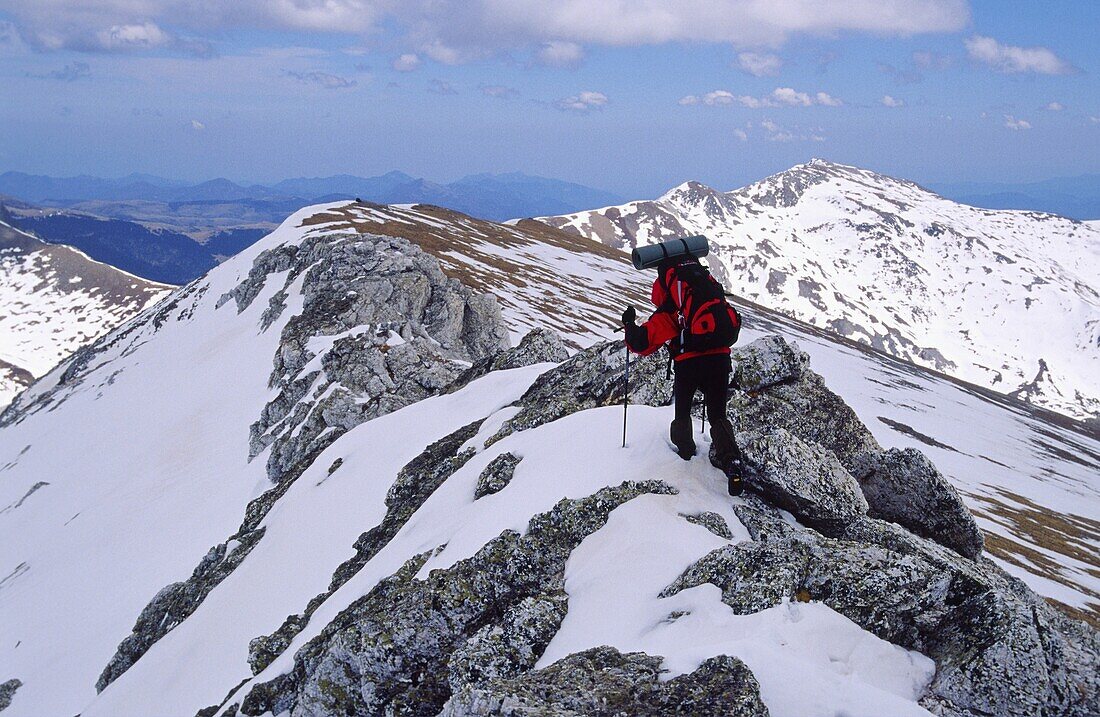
[669,353,740,464]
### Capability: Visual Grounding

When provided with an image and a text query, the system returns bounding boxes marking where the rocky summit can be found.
[0,202,1096,717]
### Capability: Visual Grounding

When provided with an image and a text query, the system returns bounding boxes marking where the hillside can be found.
[0,202,1096,717]
[540,160,1100,423]
[0,218,170,407]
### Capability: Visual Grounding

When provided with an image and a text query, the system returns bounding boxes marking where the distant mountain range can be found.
[929,174,1100,220]
[0,170,624,223]
[542,159,1100,422]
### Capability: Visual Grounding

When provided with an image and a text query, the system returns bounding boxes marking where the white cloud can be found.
[96,22,170,51]
[685,87,841,108]
[965,35,1072,75]
[760,119,780,133]
[733,128,748,141]
[736,51,781,77]
[421,40,465,65]
[1091,116,1100,124]
[1003,115,1031,130]
[1045,101,1064,111]
[537,40,583,67]
[703,90,737,106]
[1,1,971,56]
[771,87,812,106]
[556,90,607,112]
[881,94,905,107]
[392,53,420,71]
[190,119,205,130]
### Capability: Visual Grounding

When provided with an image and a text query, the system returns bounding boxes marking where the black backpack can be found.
[658,259,741,355]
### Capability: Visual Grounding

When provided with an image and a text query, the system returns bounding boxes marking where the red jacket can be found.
[624,263,731,362]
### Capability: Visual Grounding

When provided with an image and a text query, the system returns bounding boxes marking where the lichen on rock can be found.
[475,452,522,499]
[440,646,770,717]
[237,480,678,717]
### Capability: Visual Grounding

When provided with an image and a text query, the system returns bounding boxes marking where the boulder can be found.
[475,453,522,499]
[664,509,1100,717]
[851,448,984,559]
[731,335,805,391]
[736,428,868,532]
[440,646,769,717]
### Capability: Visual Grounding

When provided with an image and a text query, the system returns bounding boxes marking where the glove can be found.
[621,305,637,326]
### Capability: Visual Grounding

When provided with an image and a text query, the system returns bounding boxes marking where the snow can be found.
[0,199,1095,717]
[544,160,1100,420]
[0,219,170,407]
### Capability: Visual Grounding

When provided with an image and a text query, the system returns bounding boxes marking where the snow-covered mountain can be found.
[0,218,171,407]
[0,202,1096,717]
[540,160,1100,424]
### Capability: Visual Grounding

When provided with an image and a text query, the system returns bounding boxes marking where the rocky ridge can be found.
[209,334,1096,717]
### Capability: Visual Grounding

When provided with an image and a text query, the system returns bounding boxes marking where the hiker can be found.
[622,243,744,495]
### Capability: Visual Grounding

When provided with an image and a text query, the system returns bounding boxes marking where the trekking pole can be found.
[702,402,707,435]
[622,347,630,448]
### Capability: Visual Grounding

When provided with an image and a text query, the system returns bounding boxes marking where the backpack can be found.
[658,259,741,355]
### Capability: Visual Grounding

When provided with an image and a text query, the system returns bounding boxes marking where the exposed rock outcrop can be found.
[488,339,673,444]
[0,679,20,712]
[450,328,570,394]
[99,231,512,693]
[440,647,769,717]
[851,448,984,559]
[475,452,522,499]
[669,486,1100,717]
[736,427,868,532]
[237,481,678,717]
[239,232,509,485]
[730,335,978,558]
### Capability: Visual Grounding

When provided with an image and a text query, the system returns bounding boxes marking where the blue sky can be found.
[0,1,1097,198]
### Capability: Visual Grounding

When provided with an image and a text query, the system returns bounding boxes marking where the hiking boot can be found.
[726,467,744,496]
[670,418,696,461]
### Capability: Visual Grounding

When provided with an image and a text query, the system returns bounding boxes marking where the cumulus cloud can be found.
[965,35,1073,75]
[1045,102,1064,111]
[881,94,905,107]
[284,70,357,89]
[733,128,748,141]
[1003,115,1031,130]
[392,53,420,71]
[771,87,812,106]
[95,22,170,51]
[0,1,970,56]
[537,40,584,67]
[736,51,782,77]
[556,90,607,112]
[681,87,841,108]
[190,119,205,130]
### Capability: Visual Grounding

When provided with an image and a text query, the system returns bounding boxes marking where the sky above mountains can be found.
[1,1,1097,198]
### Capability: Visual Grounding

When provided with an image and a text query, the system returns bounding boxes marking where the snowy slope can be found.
[541,160,1100,423]
[0,218,170,407]
[0,202,1096,717]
